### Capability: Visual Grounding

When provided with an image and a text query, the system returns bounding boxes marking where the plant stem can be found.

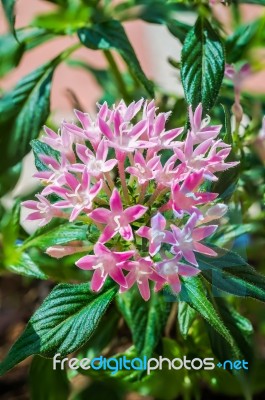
[118,160,130,203]
[102,180,112,197]
[138,182,148,203]
[146,186,168,207]
[58,42,82,64]
[104,172,115,190]
[104,50,129,102]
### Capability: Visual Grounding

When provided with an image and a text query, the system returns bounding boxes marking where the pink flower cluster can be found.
[22,100,237,300]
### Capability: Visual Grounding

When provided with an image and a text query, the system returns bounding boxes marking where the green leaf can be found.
[225,20,260,63]
[167,19,191,44]
[0,162,22,197]
[0,34,24,77]
[198,246,265,302]
[31,139,61,172]
[1,0,16,36]
[177,301,196,338]
[179,276,234,347]
[0,29,55,78]
[181,16,225,112]
[7,252,48,280]
[1,200,21,250]
[78,310,119,360]
[29,356,70,400]
[78,20,154,97]
[207,298,253,363]
[32,8,91,35]
[22,221,89,250]
[0,281,117,376]
[117,289,171,358]
[238,0,265,4]
[0,61,56,172]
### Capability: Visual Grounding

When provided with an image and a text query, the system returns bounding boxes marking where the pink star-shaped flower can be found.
[189,103,221,144]
[166,213,217,266]
[76,243,134,291]
[70,139,117,178]
[89,188,148,243]
[126,151,161,185]
[169,170,218,217]
[121,256,165,301]
[50,170,102,221]
[136,212,169,256]
[22,194,59,227]
[156,253,200,293]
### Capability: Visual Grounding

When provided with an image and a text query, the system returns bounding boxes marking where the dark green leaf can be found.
[0,29,55,78]
[79,310,119,359]
[0,162,22,197]
[177,301,196,338]
[0,34,24,77]
[179,276,234,346]
[198,246,265,302]
[0,281,117,375]
[167,19,191,44]
[29,356,70,400]
[117,289,170,358]
[0,62,56,172]
[1,0,16,35]
[238,0,265,4]
[181,16,225,112]
[207,297,253,363]
[78,20,154,96]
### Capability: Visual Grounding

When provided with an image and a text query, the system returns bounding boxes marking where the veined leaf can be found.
[177,301,196,338]
[207,297,253,363]
[78,20,154,97]
[22,221,88,250]
[0,61,56,172]
[31,139,61,172]
[198,246,265,302]
[117,289,171,359]
[179,276,234,347]
[181,16,225,112]
[78,310,119,360]
[29,356,70,400]
[0,281,117,376]
[6,252,48,280]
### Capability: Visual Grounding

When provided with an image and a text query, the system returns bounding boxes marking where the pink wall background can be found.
[0,0,152,117]
[1,1,265,117]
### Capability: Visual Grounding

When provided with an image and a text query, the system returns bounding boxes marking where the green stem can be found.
[118,160,130,203]
[58,42,82,64]
[104,50,130,102]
